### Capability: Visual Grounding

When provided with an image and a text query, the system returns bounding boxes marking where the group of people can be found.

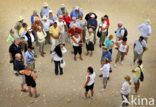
[7,2,152,105]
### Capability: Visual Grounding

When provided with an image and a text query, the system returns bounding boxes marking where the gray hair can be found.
[118,21,123,26]
[15,53,21,59]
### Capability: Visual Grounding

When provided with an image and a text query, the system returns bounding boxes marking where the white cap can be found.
[43,2,48,7]
[88,28,93,32]
[59,15,63,18]
[145,19,151,25]
[18,16,24,21]
[49,10,53,13]
[28,27,32,31]
[42,16,47,20]
[75,6,79,10]
[72,17,76,20]
[61,4,65,8]
[91,14,95,18]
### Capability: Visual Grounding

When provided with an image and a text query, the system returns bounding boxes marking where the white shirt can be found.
[134,38,147,54]
[37,30,47,43]
[118,41,128,53]
[77,19,87,30]
[120,81,131,95]
[115,26,125,38]
[99,21,107,32]
[56,20,66,34]
[41,20,53,31]
[72,35,81,46]
[24,33,35,43]
[100,63,110,77]
[86,72,96,86]
[52,47,67,61]
[138,24,151,38]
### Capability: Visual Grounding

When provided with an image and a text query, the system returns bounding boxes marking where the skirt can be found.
[86,41,94,51]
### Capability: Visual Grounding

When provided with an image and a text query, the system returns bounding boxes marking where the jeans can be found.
[54,61,63,75]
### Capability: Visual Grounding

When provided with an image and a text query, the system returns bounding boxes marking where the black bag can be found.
[97,28,102,38]
[139,66,144,82]
[119,27,128,37]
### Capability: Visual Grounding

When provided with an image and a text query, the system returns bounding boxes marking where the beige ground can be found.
[0,0,156,107]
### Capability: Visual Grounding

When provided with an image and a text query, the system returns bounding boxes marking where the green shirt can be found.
[6,34,15,44]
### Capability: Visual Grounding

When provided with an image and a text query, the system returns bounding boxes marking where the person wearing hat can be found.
[69,17,81,28]
[40,2,50,18]
[87,14,98,44]
[41,16,53,44]
[25,46,36,72]
[57,4,67,16]
[120,75,131,106]
[31,10,39,24]
[63,12,71,28]
[85,28,94,56]
[14,16,24,37]
[37,26,47,57]
[6,29,16,44]
[100,58,111,91]
[49,21,61,53]
[48,10,58,22]
[72,30,83,61]
[114,37,129,68]
[85,12,97,22]
[70,6,83,19]
[138,19,151,43]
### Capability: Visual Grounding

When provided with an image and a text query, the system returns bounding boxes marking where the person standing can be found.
[99,17,109,47]
[40,2,50,18]
[138,19,151,43]
[20,23,28,37]
[37,26,47,57]
[6,29,16,44]
[20,66,39,98]
[14,16,24,37]
[57,4,67,16]
[85,28,94,56]
[63,12,71,28]
[105,35,114,54]
[48,10,58,22]
[103,15,110,36]
[72,30,83,61]
[70,6,83,19]
[87,14,97,44]
[31,10,39,24]
[52,44,67,75]
[100,58,110,91]
[49,22,60,53]
[114,37,129,68]
[131,36,147,66]
[132,60,143,93]
[41,16,53,44]
[69,17,81,28]
[85,12,97,22]
[120,75,131,106]
[84,67,96,99]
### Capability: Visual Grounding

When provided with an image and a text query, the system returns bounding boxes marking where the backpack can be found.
[119,27,128,37]
[97,28,102,38]
[138,66,144,82]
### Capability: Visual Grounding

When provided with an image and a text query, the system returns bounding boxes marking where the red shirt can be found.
[106,19,110,26]
[68,27,82,36]
[63,16,71,26]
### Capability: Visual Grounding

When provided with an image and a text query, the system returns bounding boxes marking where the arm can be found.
[9,52,13,61]
[19,70,25,75]
[84,76,90,88]
[126,46,129,55]
[31,72,37,80]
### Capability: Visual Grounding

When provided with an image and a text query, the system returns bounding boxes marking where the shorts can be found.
[20,75,25,84]
[133,77,139,83]
[103,77,108,86]
[85,83,94,92]
[134,51,143,61]
[73,46,82,55]
[26,81,36,88]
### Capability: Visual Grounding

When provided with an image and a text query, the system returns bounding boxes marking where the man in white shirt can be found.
[69,17,81,28]
[131,36,147,66]
[115,22,125,41]
[41,16,53,44]
[138,19,151,43]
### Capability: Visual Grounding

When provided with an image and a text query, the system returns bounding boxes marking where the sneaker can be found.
[120,61,123,65]
[101,88,105,92]
[114,64,117,68]
[131,62,135,66]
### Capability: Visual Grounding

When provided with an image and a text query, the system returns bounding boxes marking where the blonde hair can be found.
[109,35,113,40]
[124,75,131,85]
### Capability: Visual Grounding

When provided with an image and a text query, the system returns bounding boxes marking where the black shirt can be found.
[13,59,25,71]
[9,43,22,60]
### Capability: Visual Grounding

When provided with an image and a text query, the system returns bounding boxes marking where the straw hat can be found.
[43,2,48,7]
[42,16,47,20]
[18,16,24,21]
[75,6,79,10]
[145,19,151,25]
[61,4,65,8]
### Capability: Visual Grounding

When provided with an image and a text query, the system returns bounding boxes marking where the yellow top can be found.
[134,65,143,79]
[49,26,60,39]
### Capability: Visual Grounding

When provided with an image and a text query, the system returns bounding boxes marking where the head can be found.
[28,46,34,52]
[108,35,113,40]
[43,2,48,8]
[26,65,32,71]
[74,30,79,36]
[102,46,108,53]
[18,16,24,23]
[78,14,83,20]
[124,75,131,85]
[101,17,105,23]
[10,29,15,35]
[28,27,32,34]
[42,16,47,22]
[75,6,79,13]
[54,22,57,28]
[72,24,76,29]
[22,23,28,30]
[15,53,21,61]
[49,10,53,17]
[104,15,108,20]
[87,66,94,74]
[145,19,151,25]
[61,4,65,10]
[137,60,142,66]
[33,10,37,16]
[14,38,20,45]
[65,12,69,17]
[118,22,123,28]
[34,17,40,23]
[38,26,42,32]
[54,44,63,58]
[59,15,63,21]
[122,37,127,44]
[103,58,110,64]
[72,17,76,23]
[88,28,93,34]
[139,36,144,42]
[91,14,95,20]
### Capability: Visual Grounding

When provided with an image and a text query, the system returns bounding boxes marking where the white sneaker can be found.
[114,64,117,68]
[101,88,105,92]
[131,62,135,66]
[120,61,123,65]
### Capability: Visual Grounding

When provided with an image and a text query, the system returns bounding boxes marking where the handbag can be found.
[60,60,66,68]
[97,28,102,38]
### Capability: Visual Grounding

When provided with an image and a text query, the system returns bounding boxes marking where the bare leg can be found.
[33,87,38,97]
[28,86,32,97]
[91,90,94,97]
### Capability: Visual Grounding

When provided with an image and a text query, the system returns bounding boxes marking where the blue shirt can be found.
[40,7,50,18]
[70,9,83,19]
[101,51,112,63]
[87,19,98,31]
[31,14,39,24]
[25,50,35,64]
[69,21,81,28]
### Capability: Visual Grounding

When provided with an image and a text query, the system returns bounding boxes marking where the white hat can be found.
[59,15,63,18]
[61,4,65,8]
[42,16,47,20]
[72,17,76,20]
[145,19,151,25]
[18,16,24,21]
[28,27,32,31]
[75,6,79,10]
[49,10,53,13]
[43,2,48,7]
[91,14,95,18]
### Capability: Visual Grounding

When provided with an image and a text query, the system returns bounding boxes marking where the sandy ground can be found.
[0,0,156,107]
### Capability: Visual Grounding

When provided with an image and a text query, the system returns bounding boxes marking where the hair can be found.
[78,14,82,18]
[124,75,131,85]
[108,35,113,40]
[140,36,144,41]
[54,44,62,58]
[104,14,108,19]
[104,57,110,63]
[22,23,27,27]
[138,60,143,65]
[88,66,94,74]
[101,17,105,21]
[122,37,127,41]
[15,53,21,59]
